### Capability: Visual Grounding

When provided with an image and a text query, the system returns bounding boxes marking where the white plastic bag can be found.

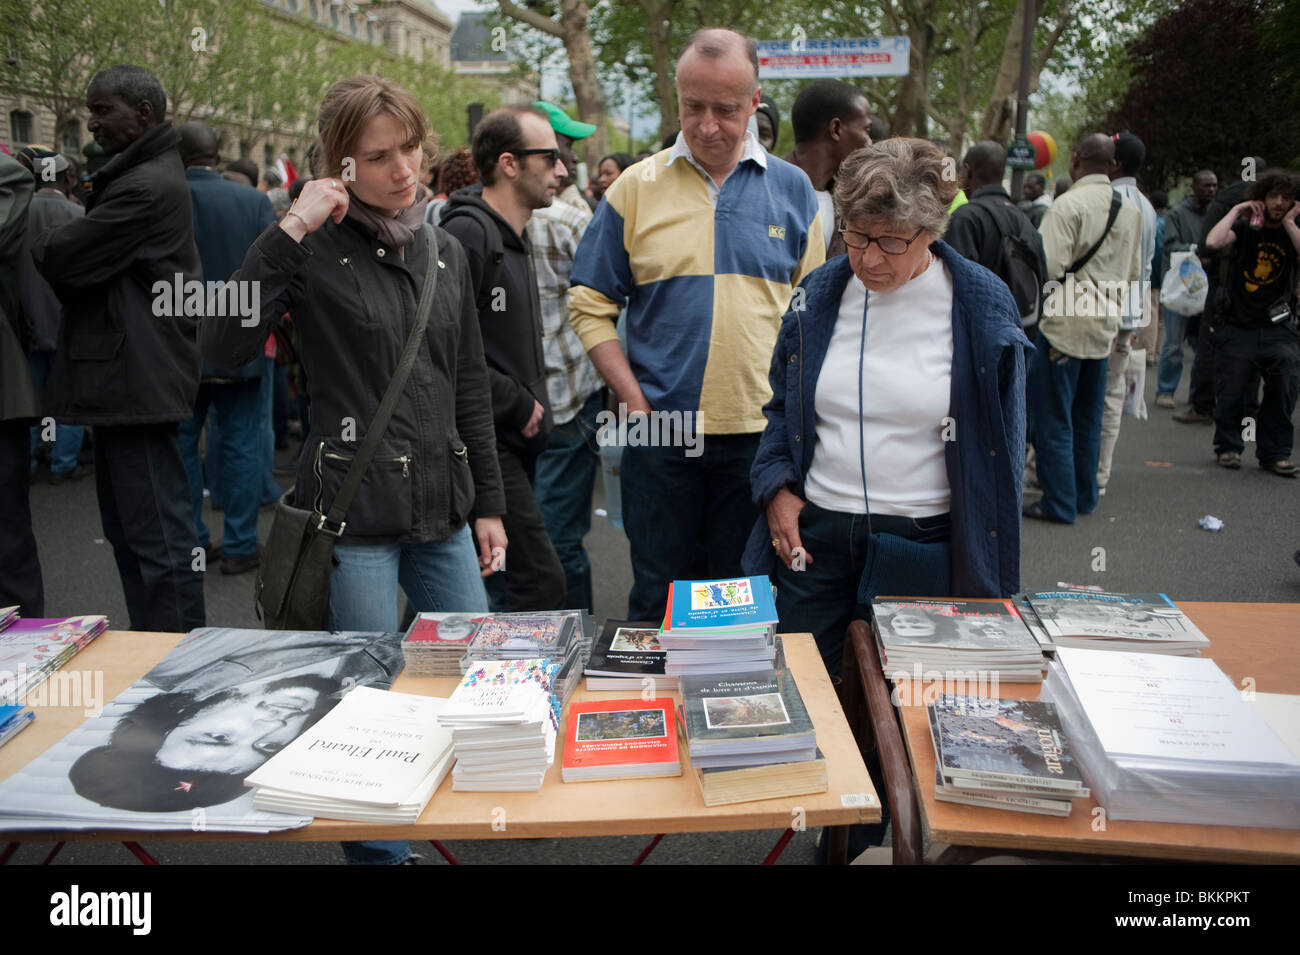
[1123,347,1148,419]
[1160,246,1209,315]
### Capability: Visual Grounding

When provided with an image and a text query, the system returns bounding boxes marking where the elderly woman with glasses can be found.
[743,138,1032,678]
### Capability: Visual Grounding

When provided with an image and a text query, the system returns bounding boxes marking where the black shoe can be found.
[221,547,262,575]
[1023,501,1063,522]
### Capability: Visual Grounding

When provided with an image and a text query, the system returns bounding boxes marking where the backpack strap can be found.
[1062,191,1123,280]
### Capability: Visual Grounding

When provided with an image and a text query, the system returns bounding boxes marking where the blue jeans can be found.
[27,352,86,475]
[329,525,488,865]
[178,380,263,558]
[621,432,759,621]
[533,392,602,612]
[1026,338,1108,523]
[1156,306,1192,397]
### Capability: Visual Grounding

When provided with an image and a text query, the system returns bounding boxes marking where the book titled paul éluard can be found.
[666,576,778,632]
[245,687,454,822]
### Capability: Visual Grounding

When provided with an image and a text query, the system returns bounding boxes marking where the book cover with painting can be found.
[561,698,680,781]
[585,619,667,678]
[678,667,815,756]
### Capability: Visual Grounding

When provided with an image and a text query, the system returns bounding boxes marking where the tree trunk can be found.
[980,0,1072,144]
[642,0,677,143]
[559,0,608,161]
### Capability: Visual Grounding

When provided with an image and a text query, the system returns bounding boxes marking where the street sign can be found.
[1007,136,1037,170]
[756,37,910,79]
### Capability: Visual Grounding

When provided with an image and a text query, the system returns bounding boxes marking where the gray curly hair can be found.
[833,138,960,237]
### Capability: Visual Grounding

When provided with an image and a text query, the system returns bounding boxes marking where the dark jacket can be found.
[19,190,83,353]
[1163,194,1210,275]
[200,216,505,545]
[32,122,201,425]
[742,243,1031,597]
[1,152,37,422]
[441,184,553,459]
[184,167,276,379]
[944,184,1048,312]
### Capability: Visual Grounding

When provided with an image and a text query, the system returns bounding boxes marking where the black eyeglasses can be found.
[510,148,562,167]
[837,226,924,254]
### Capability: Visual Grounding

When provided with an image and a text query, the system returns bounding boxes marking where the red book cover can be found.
[562,698,681,780]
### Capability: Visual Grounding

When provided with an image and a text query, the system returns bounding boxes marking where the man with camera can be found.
[1202,169,1300,477]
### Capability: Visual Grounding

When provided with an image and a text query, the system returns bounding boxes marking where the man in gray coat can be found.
[33,65,205,631]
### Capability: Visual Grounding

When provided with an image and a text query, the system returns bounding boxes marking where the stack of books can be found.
[0,606,16,629]
[561,698,681,781]
[1042,647,1300,829]
[659,576,778,678]
[439,659,561,792]
[584,619,676,692]
[871,598,1046,682]
[678,661,826,806]
[246,687,454,823]
[400,613,485,677]
[0,704,33,748]
[926,694,1089,816]
[0,614,109,704]
[1025,591,1211,655]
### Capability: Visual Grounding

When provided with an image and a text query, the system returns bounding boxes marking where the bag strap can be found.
[319,224,439,535]
[1062,191,1122,280]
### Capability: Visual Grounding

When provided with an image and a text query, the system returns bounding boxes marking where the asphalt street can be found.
[9,364,1299,864]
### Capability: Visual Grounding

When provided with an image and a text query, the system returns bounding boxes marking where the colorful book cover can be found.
[666,576,778,631]
[562,698,680,779]
[466,613,575,656]
[0,615,108,703]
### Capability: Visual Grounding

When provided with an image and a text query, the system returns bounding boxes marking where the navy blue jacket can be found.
[185,168,275,378]
[742,241,1032,597]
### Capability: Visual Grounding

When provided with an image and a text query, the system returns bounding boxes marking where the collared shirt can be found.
[527,199,603,424]
[1037,173,1143,359]
[1111,176,1156,330]
[666,130,768,204]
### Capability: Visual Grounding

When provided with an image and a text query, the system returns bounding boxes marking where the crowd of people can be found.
[1,27,1297,860]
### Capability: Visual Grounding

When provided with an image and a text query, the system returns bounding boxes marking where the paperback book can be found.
[0,703,33,748]
[1025,591,1210,654]
[561,698,681,781]
[679,664,815,758]
[872,598,1045,680]
[400,613,484,677]
[0,615,109,704]
[664,576,779,635]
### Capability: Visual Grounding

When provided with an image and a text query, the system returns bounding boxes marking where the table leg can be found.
[0,842,17,865]
[428,840,460,865]
[41,842,65,865]
[632,833,664,864]
[762,827,796,865]
[825,825,850,865]
[122,842,160,865]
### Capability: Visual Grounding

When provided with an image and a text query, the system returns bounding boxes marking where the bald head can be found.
[178,121,220,168]
[1072,133,1114,177]
[676,28,759,91]
[961,141,1006,191]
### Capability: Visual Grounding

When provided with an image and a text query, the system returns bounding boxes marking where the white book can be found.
[245,688,452,809]
[1054,647,1298,769]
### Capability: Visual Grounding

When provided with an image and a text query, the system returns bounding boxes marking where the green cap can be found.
[532,100,596,140]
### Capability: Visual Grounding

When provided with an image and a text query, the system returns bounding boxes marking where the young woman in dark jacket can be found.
[200,76,507,864]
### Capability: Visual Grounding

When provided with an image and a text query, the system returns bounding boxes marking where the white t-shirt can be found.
[815,189,835,253]
[804,254,955,516]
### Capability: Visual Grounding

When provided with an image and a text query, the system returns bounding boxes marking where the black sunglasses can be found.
[511,148,562,166]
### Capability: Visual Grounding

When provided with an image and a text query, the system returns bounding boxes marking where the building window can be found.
[330,4,338,28]
[61,119,81,156]
[286,0,297,10]
[263,143,274,170]
[366,20,374,43]
[309,0,318,19]
[9,110,33,144]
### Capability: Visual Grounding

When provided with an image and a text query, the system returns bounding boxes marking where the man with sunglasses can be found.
[441,106,567,612]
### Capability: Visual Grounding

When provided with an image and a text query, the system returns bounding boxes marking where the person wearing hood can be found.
[440,105,568,613]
